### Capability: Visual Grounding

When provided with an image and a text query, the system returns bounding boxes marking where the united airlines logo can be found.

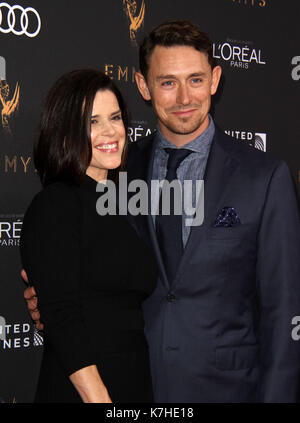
[225,129,267,152]
[122,0,145,42]
[0,315,43,349]
[254,133,266,151]
[0,2,41,38]
[33,327,43,346]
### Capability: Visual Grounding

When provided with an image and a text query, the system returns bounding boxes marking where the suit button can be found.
[166,346,179,351]
[167,293,176,302]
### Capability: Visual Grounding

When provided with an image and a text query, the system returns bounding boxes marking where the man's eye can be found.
[191,78,202,84]
[162,81,173,87]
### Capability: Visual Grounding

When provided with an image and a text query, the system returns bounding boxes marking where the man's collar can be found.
[155,114,215,153]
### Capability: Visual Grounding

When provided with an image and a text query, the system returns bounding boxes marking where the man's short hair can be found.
[139,19,216,79]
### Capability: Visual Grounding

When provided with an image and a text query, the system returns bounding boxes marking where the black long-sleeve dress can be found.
[20,175,157,403]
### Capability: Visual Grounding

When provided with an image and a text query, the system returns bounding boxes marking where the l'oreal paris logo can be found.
[0,215,23,247]
[213,42,266,69]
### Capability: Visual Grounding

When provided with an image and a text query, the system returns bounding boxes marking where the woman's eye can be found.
[91,119,97,125]
[112,115,122,121]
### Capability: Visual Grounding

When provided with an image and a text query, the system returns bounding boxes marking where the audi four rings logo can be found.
[0,3,41,38]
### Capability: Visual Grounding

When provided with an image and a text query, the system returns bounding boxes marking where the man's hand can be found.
[22,269,44,331]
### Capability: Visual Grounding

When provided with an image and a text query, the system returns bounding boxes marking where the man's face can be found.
[135,45,222,146]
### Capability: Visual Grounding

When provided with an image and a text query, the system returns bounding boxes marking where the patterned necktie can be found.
[156,148,192,284]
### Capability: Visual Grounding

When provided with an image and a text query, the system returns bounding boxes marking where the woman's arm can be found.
[70,365,112,403]
[20,185,111,402]
[22,272,112,402]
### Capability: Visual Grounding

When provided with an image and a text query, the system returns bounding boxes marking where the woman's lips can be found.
[95,141,118,153]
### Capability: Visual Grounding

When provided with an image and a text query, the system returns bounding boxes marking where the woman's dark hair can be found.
[139,19,216,79]
[34,69,129,186]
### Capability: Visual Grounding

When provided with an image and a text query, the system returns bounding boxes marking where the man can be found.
[24,20,300,402]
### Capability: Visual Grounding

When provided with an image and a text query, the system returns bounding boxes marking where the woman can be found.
[20,69,157,403]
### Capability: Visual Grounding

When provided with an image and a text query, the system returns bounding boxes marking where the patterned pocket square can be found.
[213,207,241,228]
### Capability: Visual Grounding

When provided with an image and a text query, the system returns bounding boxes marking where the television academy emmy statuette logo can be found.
[0,56,20,133]
[232,0,267,7]
[122,0,145,42]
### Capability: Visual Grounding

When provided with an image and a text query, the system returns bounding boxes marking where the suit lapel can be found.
[125,135,154,245]
[126,133,169,289]
[145,135,170,289]
[127,128,240,290]
[172,128,240,288]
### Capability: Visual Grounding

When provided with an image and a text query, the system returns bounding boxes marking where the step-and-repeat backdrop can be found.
[0,0,299,403]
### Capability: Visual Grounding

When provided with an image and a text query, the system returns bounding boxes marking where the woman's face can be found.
[86,89,126,181]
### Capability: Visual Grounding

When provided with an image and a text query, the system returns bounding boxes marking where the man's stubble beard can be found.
[159,114,206,136]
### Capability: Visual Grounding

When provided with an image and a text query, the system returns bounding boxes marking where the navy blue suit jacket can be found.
[126,126,300,403]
